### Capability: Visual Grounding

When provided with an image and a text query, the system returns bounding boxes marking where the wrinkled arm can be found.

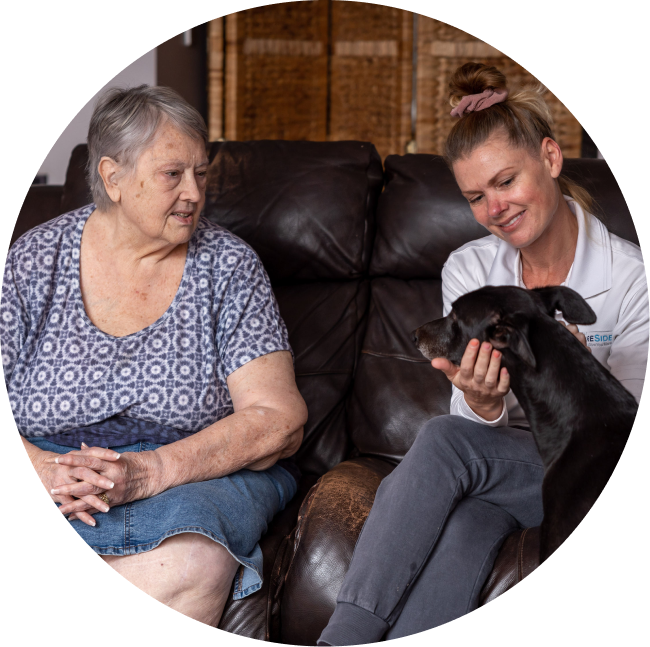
[56,350,307,508]
[150,349,307,492]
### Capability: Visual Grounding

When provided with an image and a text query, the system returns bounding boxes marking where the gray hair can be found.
[87,85,208,210]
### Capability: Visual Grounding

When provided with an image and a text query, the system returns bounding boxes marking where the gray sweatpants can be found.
[318,415,545,645]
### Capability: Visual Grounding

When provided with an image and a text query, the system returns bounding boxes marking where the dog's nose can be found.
[412,330,419,345]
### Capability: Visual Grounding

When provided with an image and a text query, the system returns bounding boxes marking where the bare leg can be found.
[102,533,239,626]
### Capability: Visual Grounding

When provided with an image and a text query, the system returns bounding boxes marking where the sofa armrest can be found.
[271,457,538,644]
[479,526,540,605]
[278,457,394,646]
[218,473,318,640]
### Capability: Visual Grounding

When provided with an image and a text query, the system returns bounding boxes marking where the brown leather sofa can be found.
[15,141,636,644]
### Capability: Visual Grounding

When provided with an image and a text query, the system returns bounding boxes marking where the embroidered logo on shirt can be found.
[584,332,613,348]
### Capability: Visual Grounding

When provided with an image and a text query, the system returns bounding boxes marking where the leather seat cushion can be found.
[205,140,383,282]
[275,280,370,476]
[371,155,637,280]
[348,277,451,462]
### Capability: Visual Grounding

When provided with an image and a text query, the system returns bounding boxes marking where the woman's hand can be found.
[54,448,158,517]
[559,321,592,352]
[431,339,510,421]
[26,441,120,526]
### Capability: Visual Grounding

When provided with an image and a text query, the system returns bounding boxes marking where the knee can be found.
[164,534,239,596]
[411,415,462,455]
[105,533,239,599]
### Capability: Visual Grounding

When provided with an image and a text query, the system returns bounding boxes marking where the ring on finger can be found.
[98,492,110,506]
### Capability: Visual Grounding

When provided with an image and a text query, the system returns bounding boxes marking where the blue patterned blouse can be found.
[1,205,292,447]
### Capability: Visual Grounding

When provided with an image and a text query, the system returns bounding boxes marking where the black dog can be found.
[413,285,637,562]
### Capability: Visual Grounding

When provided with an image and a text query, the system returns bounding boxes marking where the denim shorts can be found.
[30,438,298,600]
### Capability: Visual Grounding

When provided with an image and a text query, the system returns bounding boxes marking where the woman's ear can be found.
[97,157,122,204]
[540,137,563,179]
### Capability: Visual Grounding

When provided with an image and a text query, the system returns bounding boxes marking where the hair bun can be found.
[448,62,507,109]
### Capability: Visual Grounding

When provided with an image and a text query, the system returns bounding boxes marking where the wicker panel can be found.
[329,2,412,160]
[207,18,224,141]
[224,1,328,141]
[415,16,582,157]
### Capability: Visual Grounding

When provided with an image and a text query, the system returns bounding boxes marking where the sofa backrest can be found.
[204,141,383,476]
[349,154,638,464]
[13,144,638,473]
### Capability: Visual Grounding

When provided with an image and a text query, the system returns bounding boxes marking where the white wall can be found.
[37,49,157,185]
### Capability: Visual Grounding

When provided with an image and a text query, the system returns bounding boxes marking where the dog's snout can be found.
[412,330,419,345]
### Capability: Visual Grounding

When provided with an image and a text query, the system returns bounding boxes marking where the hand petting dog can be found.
[432,319,591,421]
[432,340,510,421]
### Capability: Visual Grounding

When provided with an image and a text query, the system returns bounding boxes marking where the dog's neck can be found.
[501,316,636,468]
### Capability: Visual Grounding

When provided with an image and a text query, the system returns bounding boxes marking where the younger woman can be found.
[318,62,647,644]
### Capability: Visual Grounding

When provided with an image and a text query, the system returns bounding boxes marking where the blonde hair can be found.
[444,63,594,215]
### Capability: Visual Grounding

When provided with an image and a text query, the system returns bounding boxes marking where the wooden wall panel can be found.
[207,18,224,141]
[415,17,582,156]
[329,2,412,159]
[208,7,582,158]
[223,1,328,141]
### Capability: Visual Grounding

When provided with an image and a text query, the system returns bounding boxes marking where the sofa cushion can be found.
[562,158,638,245]
[348,278,451,462]
[370,155,638,280]
[370,155,485,280]
[279,458,394,645]
[205,140,383,282]
[275,280,369,476]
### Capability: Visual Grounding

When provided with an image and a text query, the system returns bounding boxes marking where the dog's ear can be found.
[488,321,537,368]
[533,286,597,325]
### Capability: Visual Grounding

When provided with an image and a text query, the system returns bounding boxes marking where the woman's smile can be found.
[170,210,195,225]
[496,210,525,233]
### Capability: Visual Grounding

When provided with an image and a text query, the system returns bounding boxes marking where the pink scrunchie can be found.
[450,88,509,118]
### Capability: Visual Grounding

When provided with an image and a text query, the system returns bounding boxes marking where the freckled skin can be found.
[79,121,209,337]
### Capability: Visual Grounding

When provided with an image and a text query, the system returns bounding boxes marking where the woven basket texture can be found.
[329,2,412,160]
[208,4,582,158]
[223,2,329,141]
[416,16,582,156]
[208,18,224,141]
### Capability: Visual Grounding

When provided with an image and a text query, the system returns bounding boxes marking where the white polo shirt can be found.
[441,197,649,428]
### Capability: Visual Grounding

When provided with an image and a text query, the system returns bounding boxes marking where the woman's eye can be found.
[469,195,483,205]
[166,171,179,178]
[501,178,513,187]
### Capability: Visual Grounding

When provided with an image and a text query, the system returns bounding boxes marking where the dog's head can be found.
[413,285,597,369]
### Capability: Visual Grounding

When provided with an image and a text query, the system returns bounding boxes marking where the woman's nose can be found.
[486,195,506,218]
[180,172,203,203]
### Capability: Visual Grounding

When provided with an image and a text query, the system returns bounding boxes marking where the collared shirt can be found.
[441,197,648,428]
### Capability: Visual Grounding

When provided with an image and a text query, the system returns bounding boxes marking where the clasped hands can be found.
[36,445,154,527]
[431,323,590,421]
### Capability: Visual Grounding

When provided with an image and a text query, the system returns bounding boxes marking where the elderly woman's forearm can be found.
[144,401,307,495]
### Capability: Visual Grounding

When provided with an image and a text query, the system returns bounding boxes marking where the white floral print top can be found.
[1,205,291,446]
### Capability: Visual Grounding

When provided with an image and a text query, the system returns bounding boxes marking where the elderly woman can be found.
[1,85,307,626]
